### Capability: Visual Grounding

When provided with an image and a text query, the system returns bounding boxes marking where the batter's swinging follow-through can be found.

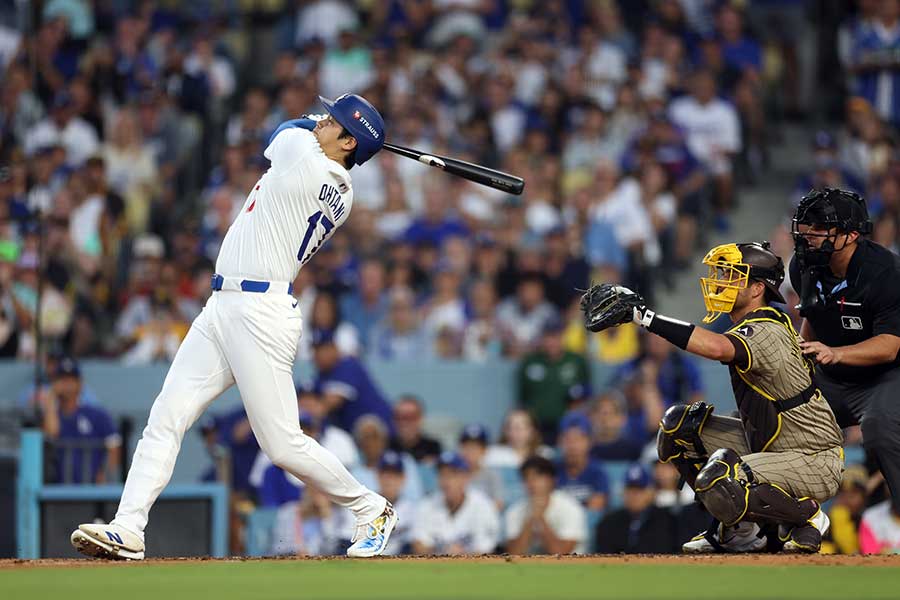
[68,93,490,560]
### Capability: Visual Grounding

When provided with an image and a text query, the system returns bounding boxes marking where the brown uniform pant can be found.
[699,415,843,502]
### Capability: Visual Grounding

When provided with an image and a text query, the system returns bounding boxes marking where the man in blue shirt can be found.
[40,357,121,484]
[215,406,261,496]
[312,328,394,434]
[339,258,389,348]
[851,1,900,125]
[555,412,609,512]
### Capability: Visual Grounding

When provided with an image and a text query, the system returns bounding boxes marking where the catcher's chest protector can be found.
[725,308,815,453]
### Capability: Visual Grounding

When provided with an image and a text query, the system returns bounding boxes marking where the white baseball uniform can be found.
[112,126,387,539]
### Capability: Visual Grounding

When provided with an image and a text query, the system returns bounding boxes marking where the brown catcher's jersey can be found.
[724,307,843,454]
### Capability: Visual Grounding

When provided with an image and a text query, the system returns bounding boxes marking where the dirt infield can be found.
[2,553,898,570]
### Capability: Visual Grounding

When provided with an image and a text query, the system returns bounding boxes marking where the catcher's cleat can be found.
[71,523,145,560]
[781,505,830,553]
[682,521,768,554]
[346,502,398,558]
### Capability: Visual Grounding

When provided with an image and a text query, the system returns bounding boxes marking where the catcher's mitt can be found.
[580,283,645,332]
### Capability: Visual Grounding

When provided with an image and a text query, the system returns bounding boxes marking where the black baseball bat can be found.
[383,142,525,195]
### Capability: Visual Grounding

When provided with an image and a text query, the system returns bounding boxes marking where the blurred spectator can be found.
[271,486,354,556]
[421,262,467,358]
[411,451,500,556]
[102,106,159,232]
[299,291,360,360]
[458,424,504,508]
[388,394,442,463]
[461,277,503,361]
[367,286,428,361]
[849,0,900,127]
[669,69,741,229]
[594,464,678,554]
[497,273,558,358]
[614,333,704,409]
[340,258,388,347]
[0,239,22,357]
[588,390,646,461]
[859,499,900,554]
[823,465,870,555]
[485,409,553,469]
[652,461,695,510]
[505,456,587,555]
[555,412,609,511]
[312,328,394,433]
[352,414,423,503]
[517,316,590,441]
[40,357,121,484]
[25,91,99,167]
[377,450,417,556]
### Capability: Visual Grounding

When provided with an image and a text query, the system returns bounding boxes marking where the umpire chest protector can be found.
[724,308,817,453]
[788,240,900,382]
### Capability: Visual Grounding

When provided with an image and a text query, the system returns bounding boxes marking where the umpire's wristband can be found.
[640,310,695,350]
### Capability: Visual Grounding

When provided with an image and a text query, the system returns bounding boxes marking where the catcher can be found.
[581,242,843,553]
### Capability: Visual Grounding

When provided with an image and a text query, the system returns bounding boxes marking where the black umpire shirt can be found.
[788,239,900,383]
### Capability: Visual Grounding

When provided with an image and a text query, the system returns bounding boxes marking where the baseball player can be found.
[71,94,398,559]
[580,242,844,553]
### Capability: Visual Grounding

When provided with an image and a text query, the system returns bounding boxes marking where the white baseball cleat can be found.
[346,503,398,558]
[71,523,145,560]
[682,521,767,554]
[782,505,830,553]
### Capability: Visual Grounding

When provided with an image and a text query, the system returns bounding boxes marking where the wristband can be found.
[643,310,696,350]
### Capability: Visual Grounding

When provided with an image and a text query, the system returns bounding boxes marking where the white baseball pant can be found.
[111,287,386,538]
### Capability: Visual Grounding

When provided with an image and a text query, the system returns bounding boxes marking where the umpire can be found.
[790,187,900,515]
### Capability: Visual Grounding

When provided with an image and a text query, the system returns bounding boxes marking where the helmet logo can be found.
[353,110,361,119]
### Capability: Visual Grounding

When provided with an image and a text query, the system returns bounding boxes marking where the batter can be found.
[70,94,398,560]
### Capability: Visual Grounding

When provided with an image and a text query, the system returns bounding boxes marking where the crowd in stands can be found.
[1,0,799,363]
[5,0,900,557]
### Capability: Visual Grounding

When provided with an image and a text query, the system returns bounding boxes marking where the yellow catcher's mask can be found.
[700,243,750,323]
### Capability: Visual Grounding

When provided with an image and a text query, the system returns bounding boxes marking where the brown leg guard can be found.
[695,448,818,528]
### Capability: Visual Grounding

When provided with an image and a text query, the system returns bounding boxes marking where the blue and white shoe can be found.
[346,503,398,558]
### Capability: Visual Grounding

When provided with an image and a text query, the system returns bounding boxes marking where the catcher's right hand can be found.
[580,283,647,333]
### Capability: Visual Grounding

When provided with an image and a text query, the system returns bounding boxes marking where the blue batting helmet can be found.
[318,93,385,166]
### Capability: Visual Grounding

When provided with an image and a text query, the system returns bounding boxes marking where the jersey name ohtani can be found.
[319,183,346,221]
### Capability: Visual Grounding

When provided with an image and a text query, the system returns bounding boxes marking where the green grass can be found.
[3,560,899,600]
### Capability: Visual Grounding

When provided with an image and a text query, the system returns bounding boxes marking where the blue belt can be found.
[211,274,294,295]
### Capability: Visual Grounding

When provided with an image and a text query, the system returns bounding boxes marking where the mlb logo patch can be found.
[841,316,863,330]
[354,110,361,119]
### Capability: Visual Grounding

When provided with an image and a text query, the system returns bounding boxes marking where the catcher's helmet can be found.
[791,188,872,268]
[700,241,786,323]
[318,93,385,166]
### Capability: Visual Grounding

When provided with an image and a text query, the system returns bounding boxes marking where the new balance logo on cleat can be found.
[106,531,123,544]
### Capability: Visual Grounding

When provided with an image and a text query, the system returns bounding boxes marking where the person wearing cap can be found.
[376,450,417,555]
[458,424,505,508]
[791,187,900,523]
[594,464,678,554]
[24,90,99,167]
[351,415,423,505]
[497,272,559,359]
[72,93,399,560]
[555,412,609,512]
[516,313,590,442]
[411,451,500,555]
[505,455,587,555]
[40,357,121,484]
[311,327,394,435]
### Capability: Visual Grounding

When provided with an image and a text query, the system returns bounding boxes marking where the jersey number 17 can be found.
[298,210,334,264]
